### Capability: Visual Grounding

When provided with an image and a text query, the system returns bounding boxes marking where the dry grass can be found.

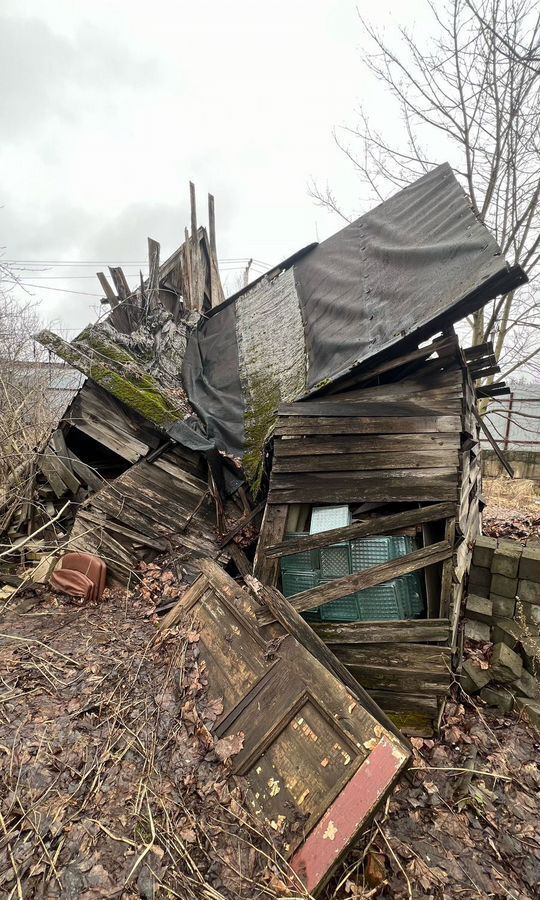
[483,476,540,516]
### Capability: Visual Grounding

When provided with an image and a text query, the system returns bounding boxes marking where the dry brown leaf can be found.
[214,732,245,763]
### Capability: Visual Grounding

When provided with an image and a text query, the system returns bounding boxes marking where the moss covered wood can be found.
[35,329,187,430]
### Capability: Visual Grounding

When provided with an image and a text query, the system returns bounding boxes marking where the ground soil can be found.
[1,565,539,899]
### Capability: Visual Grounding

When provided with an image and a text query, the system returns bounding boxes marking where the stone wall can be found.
[463,536,540,729]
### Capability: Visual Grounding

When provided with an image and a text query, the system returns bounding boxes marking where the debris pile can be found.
[0,584,302,899]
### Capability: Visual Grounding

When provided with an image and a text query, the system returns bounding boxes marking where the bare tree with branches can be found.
[312,0,540,382]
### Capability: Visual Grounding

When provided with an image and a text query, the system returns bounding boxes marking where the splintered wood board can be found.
[163,562,410,895]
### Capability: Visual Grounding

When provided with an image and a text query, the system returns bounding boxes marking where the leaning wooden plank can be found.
[97,272,118,306]
[275,415,461,436]
[439,517,456,618]
[108,266,131,301]
[257,540,453,625]
[310,619,452,645]
[253,503,288,586]
[38,448,79,498]
[266,501,456,559]
[472,406,514,477]
[64,448,105,492]
[327,335,457,391]
[35,329,187,431]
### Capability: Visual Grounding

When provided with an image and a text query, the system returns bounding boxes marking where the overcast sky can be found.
[1,0,429,333]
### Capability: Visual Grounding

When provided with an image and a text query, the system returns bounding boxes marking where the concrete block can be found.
[468,566,491,593]
[492,544,522,579]
[491,618,523,650]
[515,697,540,734]
[516,600,540,626]
[465,594,493,623]
[464,619,491,643]
[480,685,514,712]
[517,579,540,605]
[514,668,539,700]
[519,547,540,582]
[472,536,497,569]
[462,659,491,693]
[491,642,523,684]
[491,574,518,599]
[490,594,516,618]
[520,638,539,675]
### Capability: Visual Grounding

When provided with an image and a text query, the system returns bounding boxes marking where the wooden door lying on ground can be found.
[159,560,410,895]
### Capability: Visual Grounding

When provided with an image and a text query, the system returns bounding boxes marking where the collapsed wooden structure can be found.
[0,164,528,891]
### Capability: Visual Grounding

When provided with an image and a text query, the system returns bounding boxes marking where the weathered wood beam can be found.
[265,501,456,559]
[463,341,494,360]
[35,329,186,431]
[257,540,453,625]
[470,364,500,380]
[108,266,131,301]
[147,238,161,311]
[311,619,451,644]
[97,272,118,307]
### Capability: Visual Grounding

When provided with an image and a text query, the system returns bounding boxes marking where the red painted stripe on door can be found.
[290,737,406,893]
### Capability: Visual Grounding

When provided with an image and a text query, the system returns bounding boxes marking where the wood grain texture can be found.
[265,502,456,558]
[310,619,451,645]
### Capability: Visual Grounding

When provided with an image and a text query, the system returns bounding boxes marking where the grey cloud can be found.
[0,12,156,138]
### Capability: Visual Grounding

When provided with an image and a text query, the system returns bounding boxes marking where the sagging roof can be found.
[183,163,526,485]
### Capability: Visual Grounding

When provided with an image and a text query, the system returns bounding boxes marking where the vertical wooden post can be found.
[147,238,160,311]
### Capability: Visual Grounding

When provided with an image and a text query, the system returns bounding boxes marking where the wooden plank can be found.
[97,271,118,306]
[257,540,453,625]
[476,384,511,398]
[273,450,458,473]
[345,665,450,695]
[310,618,451,645]
[274,415,461,436]
[332,643,452,671]
[278,400,455,418]
[65,448,105,492]
[463,341,494,360]
[38,448,79,497]
[327,335,457,391]
[253,503,288,586]
[470,364,500,380]
[108,266,131,301]
[277,433,461,455]
[473,407,514,477]
[147,238,160,310]
[269,472,459,505]
[266,502,456,559]
[439,517,456,618]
